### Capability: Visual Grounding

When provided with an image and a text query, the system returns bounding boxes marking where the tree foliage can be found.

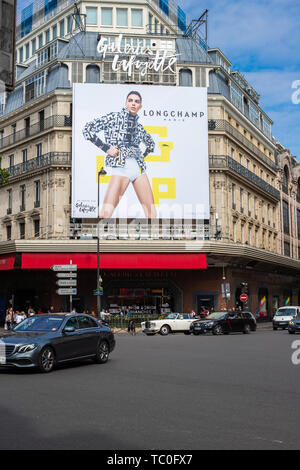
[0,156,10,186]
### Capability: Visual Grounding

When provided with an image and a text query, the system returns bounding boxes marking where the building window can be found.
[36,143,42,157]
[7,189,12,213]
[34,180,40,207]
[86,65,100,83]
[101,7,113,26]
[19,47,23,63]
[117,9,128,26]
[297,209,300,240]
[86,7,98,25]
[240,188,244,213]
[19,222,25,240]
[159,0,169,16]
[25,43,30,59]
[45,30,50,44]
[284,242,290,257]
[52,25,57,39]
[230,83,243,113]
[283,166,289,194]
[38,34,43,49]
[248,193,251,216]
[131,9,143,27]
[32,38,36,55]
[22,149,27,170]
[9,154,14,169]
[25,72,46,102]
[249,102,260,128]
[34,219,40,238]
[232,184,236,210]
[283,200,290,235]
[20,185,26,211]
[67,15,72,33]
[179,69,192,87]
[60,19,65,37]
[6,225,11,241]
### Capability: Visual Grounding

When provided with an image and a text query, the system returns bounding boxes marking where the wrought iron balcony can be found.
[7,152,71,178]
[0,115,72,150]
[208,120,277,172]
[209,155,280,200]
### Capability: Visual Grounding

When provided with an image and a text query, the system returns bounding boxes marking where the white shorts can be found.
[109,157,144,183]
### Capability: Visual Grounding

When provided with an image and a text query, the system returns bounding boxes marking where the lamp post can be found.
[97,167,107,317]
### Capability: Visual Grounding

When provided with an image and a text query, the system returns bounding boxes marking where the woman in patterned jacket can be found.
[83,91,157,219]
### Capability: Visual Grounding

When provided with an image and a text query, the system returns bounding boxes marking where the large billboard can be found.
[72,84,209,220]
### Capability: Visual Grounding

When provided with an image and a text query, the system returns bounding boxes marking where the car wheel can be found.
[273,327,277,331]
[289,330,295,334]
[243,324,251,334]
[184,332,191,335]
[212,325,223,335]
[38,346,55,373]
[193,331,200,336]
[94,340,110,364]
[160,325,171,336]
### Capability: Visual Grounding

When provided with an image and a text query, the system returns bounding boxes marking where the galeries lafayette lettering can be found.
[97,34,178,77]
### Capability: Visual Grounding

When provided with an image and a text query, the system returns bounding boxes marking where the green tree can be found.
[0,156,10,185]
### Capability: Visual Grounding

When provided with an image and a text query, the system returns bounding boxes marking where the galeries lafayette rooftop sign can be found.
[97,34,178,77]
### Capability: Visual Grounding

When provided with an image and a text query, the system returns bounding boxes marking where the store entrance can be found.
[103,281,182,316]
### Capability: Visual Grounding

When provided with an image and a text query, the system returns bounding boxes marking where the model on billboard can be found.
[83,91,157,218]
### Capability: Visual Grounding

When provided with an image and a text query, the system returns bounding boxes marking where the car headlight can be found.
[17,344,37,353]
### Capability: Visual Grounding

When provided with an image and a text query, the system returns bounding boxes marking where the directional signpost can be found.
[51,262,78,312]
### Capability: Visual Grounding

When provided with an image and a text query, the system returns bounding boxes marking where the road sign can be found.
[93,288,104,296]
[56,288,77,295]
[56,272,77,278]
[240,294,248,303]
[56,280,77,287]
[51,265,77,272]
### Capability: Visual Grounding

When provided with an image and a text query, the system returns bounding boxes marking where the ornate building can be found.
[0,0,299,318]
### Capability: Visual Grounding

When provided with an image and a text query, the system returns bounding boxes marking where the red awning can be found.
[0,254,16,270]
[21,253,206,270]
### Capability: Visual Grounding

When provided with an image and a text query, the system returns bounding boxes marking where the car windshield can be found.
[14,316,64,332]
[166,314,177,319]
[205,312,226,320]
[275,309,296,317]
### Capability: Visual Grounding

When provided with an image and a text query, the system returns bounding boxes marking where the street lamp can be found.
[97,167,107,317]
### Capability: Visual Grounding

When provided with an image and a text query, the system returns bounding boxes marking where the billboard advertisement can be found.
[72,83,209,220]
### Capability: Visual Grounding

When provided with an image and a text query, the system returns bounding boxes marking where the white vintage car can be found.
[141,313,197,336]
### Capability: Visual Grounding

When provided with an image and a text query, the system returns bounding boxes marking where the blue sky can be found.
[183,0,300,158]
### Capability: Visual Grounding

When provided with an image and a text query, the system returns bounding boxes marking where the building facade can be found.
[0,0,299,319]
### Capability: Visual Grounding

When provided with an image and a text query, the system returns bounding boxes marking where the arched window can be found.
[179,68,192,87]
[86,65,100,83]
[283,165,289,194]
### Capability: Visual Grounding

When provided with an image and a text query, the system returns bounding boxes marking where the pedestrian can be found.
[16,311,26,324]
[5,309,12,330]
[128,320,136,336]
[48,306,55,313]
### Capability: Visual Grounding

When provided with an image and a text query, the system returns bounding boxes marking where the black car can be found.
[190,311,257,336]
[0,314,116,373]
[288,315,300,334]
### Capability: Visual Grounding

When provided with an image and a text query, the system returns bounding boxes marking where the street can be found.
[0,328,300,450]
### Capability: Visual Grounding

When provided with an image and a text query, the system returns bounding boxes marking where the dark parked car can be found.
[0,314,115,373]
[190,311,257,336]
[288,315,300,334]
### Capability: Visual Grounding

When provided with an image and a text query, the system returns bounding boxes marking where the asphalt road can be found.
[0,328,300,450]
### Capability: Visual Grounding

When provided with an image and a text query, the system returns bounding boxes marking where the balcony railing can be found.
[209,155,280,200]
[7,152,71,178]
[208,119,277,172]
[0,115,72,150]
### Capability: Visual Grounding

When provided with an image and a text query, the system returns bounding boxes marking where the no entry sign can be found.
[240,294,248,303]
